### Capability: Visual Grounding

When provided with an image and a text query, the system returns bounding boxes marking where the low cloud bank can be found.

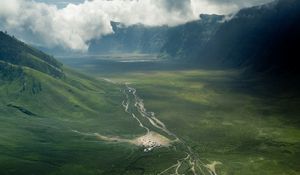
[0,0,273,52]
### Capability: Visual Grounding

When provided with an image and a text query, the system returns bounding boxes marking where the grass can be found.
[0,66,146,175]
[1,56,300,175]
[64,56,300,175]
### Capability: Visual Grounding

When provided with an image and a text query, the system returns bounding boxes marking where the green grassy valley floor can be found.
[1,57,300,174]
[103,70,300,175]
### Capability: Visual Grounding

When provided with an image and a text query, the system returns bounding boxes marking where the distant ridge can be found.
[88,21,169,54]
[160,0,300,76]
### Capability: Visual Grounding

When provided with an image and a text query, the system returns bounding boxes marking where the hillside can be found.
[0,32,143,175]
[160,14,224,61]
[204,0,300,72]
[0,31,126,128]
[160,0,300,75]
[0,31,63,78]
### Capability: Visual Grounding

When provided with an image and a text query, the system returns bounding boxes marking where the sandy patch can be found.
[90,131,171,152]
[132,132,172,152]
[205,161,222,175]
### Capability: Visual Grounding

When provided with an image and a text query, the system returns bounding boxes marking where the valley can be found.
[1,0,300,174]
[1,50,300,174]
[57,55,300,174]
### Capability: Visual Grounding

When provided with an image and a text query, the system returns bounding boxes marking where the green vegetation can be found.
[0,61,24,81]
[0,31,63,78]
[0,64,150,175]
[1,31,300,174]
[0,32,146,175]
[63,56,300,175]
[113,70,300,175]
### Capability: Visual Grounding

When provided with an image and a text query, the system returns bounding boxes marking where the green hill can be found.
[0,30,139,136]
[0,31,145,175]
[0,31,63,78]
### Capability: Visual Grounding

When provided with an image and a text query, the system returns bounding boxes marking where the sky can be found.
[0,0,274,52]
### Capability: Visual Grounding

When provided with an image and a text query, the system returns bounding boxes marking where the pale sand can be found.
[95,131,172,152]
[205,161,222,175]
[132,131,171,146]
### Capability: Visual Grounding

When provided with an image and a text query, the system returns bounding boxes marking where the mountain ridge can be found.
[88,21,169,54]
[160,0,300,76]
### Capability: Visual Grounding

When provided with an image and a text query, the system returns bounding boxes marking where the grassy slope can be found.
[0,31,63,78]
[0,32,187,175]
[0,65,150,175]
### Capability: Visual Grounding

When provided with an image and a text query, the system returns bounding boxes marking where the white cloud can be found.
[0,0,274,52]
[0,0,197,51]
[0,0,21,17]
[0,0,113,51]
[190,0,273,15]
[191,0,239,15]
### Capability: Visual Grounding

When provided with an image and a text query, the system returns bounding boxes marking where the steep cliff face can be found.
[160,0,300,75]
[160,14,224,61]
[88,22,168,54]
[203,0,300,72]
